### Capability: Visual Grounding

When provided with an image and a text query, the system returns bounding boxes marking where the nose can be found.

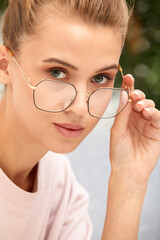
[64,91,90,117]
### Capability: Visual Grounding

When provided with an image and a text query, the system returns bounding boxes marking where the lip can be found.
[53,123,85,138]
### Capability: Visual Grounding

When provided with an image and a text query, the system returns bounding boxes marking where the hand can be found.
[110,74,160,186]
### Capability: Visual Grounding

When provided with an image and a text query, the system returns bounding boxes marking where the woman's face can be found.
[7,10,123,153]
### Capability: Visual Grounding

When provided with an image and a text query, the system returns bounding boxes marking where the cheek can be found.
[12,79,34,116]
[11,77,46,133]
[11,82,54,150]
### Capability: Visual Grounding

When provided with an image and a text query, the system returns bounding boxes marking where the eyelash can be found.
[48,67,113,84]
[93,74,112,84]
[49,67,68,79]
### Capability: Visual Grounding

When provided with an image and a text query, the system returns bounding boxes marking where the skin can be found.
[0,10,123,189]
[0,7,160,240]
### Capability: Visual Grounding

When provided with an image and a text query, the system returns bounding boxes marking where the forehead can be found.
[20,11,123,67]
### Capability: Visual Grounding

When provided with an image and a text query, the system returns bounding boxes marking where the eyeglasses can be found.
[6,46,131,119]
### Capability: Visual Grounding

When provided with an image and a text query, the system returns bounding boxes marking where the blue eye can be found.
[50,69,66,79]
[93,75,110,85]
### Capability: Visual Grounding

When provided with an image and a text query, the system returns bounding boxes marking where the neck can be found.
[0,95,47,192]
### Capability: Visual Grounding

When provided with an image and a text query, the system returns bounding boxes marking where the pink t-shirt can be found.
[0,151,92,240]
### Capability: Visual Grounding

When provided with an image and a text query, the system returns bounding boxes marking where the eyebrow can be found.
[42,57,118,73]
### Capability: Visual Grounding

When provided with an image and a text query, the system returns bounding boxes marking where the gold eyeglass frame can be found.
[5,46,132,119]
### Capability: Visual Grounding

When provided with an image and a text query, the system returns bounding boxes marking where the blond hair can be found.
[2,0,132,54]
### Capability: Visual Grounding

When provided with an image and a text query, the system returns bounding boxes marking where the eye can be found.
[92,74,111,85]
[50,68,67,79]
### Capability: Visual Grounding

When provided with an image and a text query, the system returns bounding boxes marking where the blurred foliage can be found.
[0,0,160,107]
[123,0,160,108]
[0,0,8,12]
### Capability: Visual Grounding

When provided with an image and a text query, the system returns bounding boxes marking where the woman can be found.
[0,0,160,239]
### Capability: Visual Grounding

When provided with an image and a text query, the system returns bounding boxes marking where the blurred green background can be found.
[0,0,160,108]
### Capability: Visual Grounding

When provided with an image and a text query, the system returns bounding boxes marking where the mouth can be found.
[53,123,85,138]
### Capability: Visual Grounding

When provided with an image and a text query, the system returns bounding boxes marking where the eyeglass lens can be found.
[34,80,77,112]
[88,88,129,118]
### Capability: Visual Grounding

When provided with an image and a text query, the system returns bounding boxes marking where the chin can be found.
[48,141,80,154]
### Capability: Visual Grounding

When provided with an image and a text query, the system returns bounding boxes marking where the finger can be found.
[133,99,155,112]
[142,107,160,129]
[113,74,134,134]
[130,90,146,102]
[112,100,132,135]
[121,74,135,92]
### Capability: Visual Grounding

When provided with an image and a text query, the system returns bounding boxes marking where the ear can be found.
[0,43,11,85]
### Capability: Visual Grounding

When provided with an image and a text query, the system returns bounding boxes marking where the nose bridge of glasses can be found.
[66,90,90,116]
[77,91,91,101]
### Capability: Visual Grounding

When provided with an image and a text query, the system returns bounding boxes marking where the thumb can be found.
[111,73,134,134]
[112,100,132,134]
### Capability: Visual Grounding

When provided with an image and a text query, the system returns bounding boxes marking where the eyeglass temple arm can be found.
[5,46,36,89]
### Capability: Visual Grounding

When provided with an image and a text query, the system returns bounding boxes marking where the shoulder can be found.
[40,152,92,239]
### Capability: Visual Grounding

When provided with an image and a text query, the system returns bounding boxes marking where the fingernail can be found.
[137,100,144,106]
[136,102,143,111]
[133,90,140,97]
[144,108,152,113]
[126,74,134,80]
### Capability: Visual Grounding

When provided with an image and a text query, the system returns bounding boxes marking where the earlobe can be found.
[0,43,10,85]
